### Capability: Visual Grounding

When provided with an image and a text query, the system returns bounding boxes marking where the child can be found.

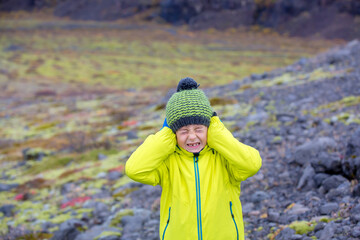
[126,77,262,240]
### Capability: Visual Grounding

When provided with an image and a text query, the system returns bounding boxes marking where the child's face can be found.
[176,124,208,153]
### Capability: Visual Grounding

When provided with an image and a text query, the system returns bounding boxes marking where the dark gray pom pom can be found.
[176,77,199,92]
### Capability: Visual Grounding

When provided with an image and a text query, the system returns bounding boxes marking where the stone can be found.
[94,202,110,219]
[127,131,138,140]
[275,227,296,240]
[326,181,351,201]
[267,209,281,223]
[314,173,330,188]
[59,219,86,231]
[97,172,107,179]
[321,175,349,193]
[319,202,339,215]
[352,226,360,238]
[311,151,342,174]
[353,183,360,196]
[50,227,80,240]
[286,203,310,215]
[297,164,316,190]
[0,204,15,217]
[0,183,19,192]
[342,127,360,179]
[293,137,337,166]
[97,153,108,160]
[107,171,123,181]
[290,235,303,240]
[250,191,270,203]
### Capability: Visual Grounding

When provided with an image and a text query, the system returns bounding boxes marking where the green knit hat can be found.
[166,77,213,133]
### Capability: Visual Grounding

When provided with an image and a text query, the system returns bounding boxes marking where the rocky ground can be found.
[1,37,359,240]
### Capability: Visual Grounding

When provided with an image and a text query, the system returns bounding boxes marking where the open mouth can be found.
[187,142,200,148]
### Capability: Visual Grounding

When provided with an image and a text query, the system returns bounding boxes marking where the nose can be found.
[188,131,196,140]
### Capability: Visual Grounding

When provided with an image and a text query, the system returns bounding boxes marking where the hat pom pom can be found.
[177,77,199,92]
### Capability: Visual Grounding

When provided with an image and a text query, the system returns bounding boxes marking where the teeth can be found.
[188,143,199,147]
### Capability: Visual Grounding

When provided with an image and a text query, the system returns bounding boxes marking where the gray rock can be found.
[275,227,296,240]
[279,214,298,224]
[286,203,310,215]
[59,219,86,231]
[314,222,326,232]
[97,153,108,160]
[319,202,339,215]
[314,173,330,187]
[94,202,110,219]
[0,183,19,192]
[61,182,76,195]
[353,183,360,196]
[127,131,138,140]
[127,185,162,209]
[247,111,269,123]
[311,151,342,174]
[322,175,349,193]
[97,172,107,179]
[107,171,123,181]
[297,164,316,190]
[267,209,280,223]
[242,202,254,215]
[290,235,303,240]
[50,227,80,240]
[250,191,270,203]
[0,204,15,217]
[293,137,337,166]
[342,127,360,180]
[352,226,360,238]
[320,222,336,240]
[326,181,351,201]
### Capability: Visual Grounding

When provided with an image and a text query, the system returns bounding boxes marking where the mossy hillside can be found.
[0,16,338,90]
[304,95,360,124]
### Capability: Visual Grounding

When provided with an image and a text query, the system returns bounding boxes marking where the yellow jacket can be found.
[126,116,262,240]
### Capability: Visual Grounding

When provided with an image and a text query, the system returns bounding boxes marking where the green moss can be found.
[110,209,134,227]
[94,231,122,240]
[26,156,73,175]
[49,213,73,224]
[257,226,263,231]
[272,136,282,143]
[289,220,316,235]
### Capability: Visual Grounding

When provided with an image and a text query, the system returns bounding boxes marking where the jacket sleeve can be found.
[207,116,262,184]
[125,127,176,186]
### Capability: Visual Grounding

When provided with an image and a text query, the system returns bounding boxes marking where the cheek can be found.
[176,134,187,146]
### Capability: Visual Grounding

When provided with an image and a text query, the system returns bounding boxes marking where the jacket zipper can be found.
[230,201,239,240]
[193,153,203,240]
[162,207,171,240]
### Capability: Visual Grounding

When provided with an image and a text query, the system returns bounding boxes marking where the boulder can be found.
[342,127,360,180]
[0,204,15,217]
[293,137,337,166]
[321,175,349,193]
